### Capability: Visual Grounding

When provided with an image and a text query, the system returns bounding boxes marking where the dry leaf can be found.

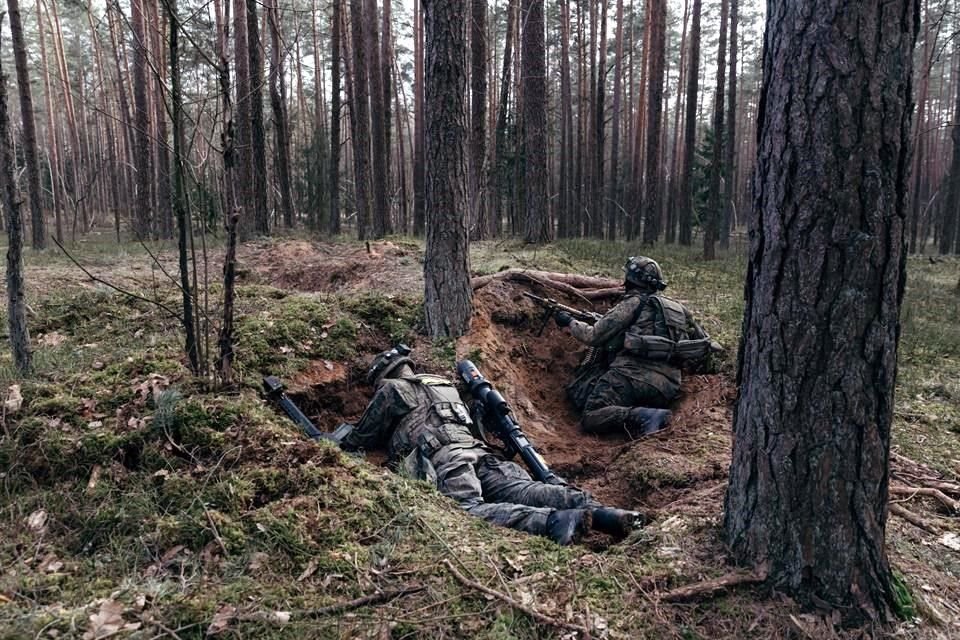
[26,509,48,533]
[272,611,291,624]
[39,332,66,347]
[5,385,23,413]
[297,558,319,582]
[83,600,125,639]
[939,532,960,552]
[206,604,236,636]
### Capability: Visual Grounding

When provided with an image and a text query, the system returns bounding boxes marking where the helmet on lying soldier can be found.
[366,344,415,386]
[624,256,667,292]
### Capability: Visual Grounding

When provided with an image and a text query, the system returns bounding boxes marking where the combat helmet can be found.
[366,344,414,385]
[623,256,667,291]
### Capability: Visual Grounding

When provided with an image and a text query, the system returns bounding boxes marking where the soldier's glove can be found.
[554,311,573,328]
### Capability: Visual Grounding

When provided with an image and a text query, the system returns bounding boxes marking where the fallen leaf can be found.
[86,466,102,494]
[297,558,319,581]
[26,509,48,533]
[87,421,103,429]
[323,360,334,371]
[83,600,125,639]
[272,611,291,624]
[5,385,23,413]
[248,552,270,571]
[38,332,66,347]
[206,604,236,636]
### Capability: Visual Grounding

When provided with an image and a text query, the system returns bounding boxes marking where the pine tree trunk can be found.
[521,0,550,243]
[413,0,426,235]
[591,0,608,238]
[720,0,737,250]
[471,0,489,239]
[329,0,343,234]
[423,0,472,337]
[492,0,517,237]
[724,0,919,622]
[232,0,253,239]
[557,0,573,238]
[665,0,689,244]
[348,0,373,239]
[678,0,700,246]
[0,22,31,372]
[606,0,625,240]
[37,0,64,244]
[7,0,47,249]
[148,0,173,240]
[366,0,390,237]
[641,0,665,244]
[246,0,270,235]
[703,0,728,259]
[939,51,960,255]
[132,0,154,238]
[268,2,295,228]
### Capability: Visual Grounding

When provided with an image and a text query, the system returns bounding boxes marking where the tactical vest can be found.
[622,295,713,365]
[388,374,477,461]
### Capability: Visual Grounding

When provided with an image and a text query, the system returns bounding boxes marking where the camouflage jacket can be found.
[569,291,707,383]
[340,373,483,463]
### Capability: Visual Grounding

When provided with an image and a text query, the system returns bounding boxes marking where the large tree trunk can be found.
[366,0,391,237]
[521,0,550,243]
[641,0,665,244]
[703,0,728,259]
[423,0,472,337]
[6,0,46,250]
[268,1,295,228]
[724,0,919,623]
[329,0,343,234]
[0,21,31,372]
[246,0,270,235]
[348,0,373,239]
[470,0,489,239]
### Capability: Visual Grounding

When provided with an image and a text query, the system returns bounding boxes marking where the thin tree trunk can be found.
[7,0,47,249]
[492,0,517,237]
[720,0,737,250]
[349,0,373,239]
[37,0,65,244]
[678,0,700,246]
[592,0,608,238]
[0,19,31,371]
[366,0,390,237]
[665,0,689,244]
[558,0,573,238]
[268,1,295,228]
[329,0,342,234]
[471,0,489,239]
[606,0,625,240]
[641,0,665,244]
[704,0,728,259]
[132,0,154,238]
[246,0,269,235]
[413,0,426,235]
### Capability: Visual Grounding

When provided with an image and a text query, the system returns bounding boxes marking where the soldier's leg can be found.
[432,446,555,536]
[476,456,596,509]
[581,370,670,435]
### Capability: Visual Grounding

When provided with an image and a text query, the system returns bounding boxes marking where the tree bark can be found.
[703,0,728,259]
[132,0,154,238]
[521,0,550,243]
[470,0,489,239]
[246,0,269,235]
[6,0,46,250]
[366,0,391,237]
[268,1,295,229]
[0,20,31,372]
[606,0,625,240]
[939,55,960,255]
[720,0,737,250]
[641,0,665,244]
[329,0,343,234]
[423,0,472,337]
[724,0,919,623]
[348,0,373,239]
[492,0,517,238]
[413,0,426,235]
[232,0,252,238]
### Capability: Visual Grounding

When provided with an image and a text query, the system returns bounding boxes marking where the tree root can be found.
[659,568,768,603]
[890,485,960,514]
[471,268,623,301]
[889,503,943,534]
[441,558,592,637]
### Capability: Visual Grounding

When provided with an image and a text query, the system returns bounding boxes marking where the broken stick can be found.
[660,569,767,603]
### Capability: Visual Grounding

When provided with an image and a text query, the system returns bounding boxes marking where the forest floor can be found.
[0,234,958,639]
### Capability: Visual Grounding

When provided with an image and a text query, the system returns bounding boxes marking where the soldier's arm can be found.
[568,297,643,346]
[683,306,709,340]
[340,380,415,451]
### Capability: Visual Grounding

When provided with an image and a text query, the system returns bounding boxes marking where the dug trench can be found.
[282,275,735,539]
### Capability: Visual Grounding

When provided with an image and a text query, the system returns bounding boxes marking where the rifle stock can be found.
[523,292,601,335]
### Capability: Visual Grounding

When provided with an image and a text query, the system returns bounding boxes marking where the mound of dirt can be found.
[243,239,424,295]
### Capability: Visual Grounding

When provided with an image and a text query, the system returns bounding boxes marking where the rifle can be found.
[456,360,565,485]
[523,292,601,336]
[262,375,354,444]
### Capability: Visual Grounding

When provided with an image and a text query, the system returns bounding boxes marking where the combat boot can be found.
[590,507,646,538]
[626,407,672,437]
[545,509,592,545]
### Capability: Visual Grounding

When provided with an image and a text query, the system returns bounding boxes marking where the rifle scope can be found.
[457,360,510,416]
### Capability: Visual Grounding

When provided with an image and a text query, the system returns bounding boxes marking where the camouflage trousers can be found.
[431,444,595,536]
[577,367,675,434]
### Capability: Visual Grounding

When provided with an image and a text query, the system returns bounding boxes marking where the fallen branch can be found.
[471,268,621,291]
[297,586,425,619]
[441,558,592,637]
[889,503,943,534]
[660,569,767,603]
[890,485,960,513]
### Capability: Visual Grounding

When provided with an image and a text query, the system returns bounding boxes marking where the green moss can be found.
[343,292,423,343]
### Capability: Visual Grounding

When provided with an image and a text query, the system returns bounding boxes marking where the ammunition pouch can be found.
[416,424,477,458]
[431,401,472,426]
[623,334,717,366]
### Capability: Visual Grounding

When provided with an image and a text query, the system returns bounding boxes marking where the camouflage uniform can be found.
[566,291,707,434]
[341,373,596,536]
